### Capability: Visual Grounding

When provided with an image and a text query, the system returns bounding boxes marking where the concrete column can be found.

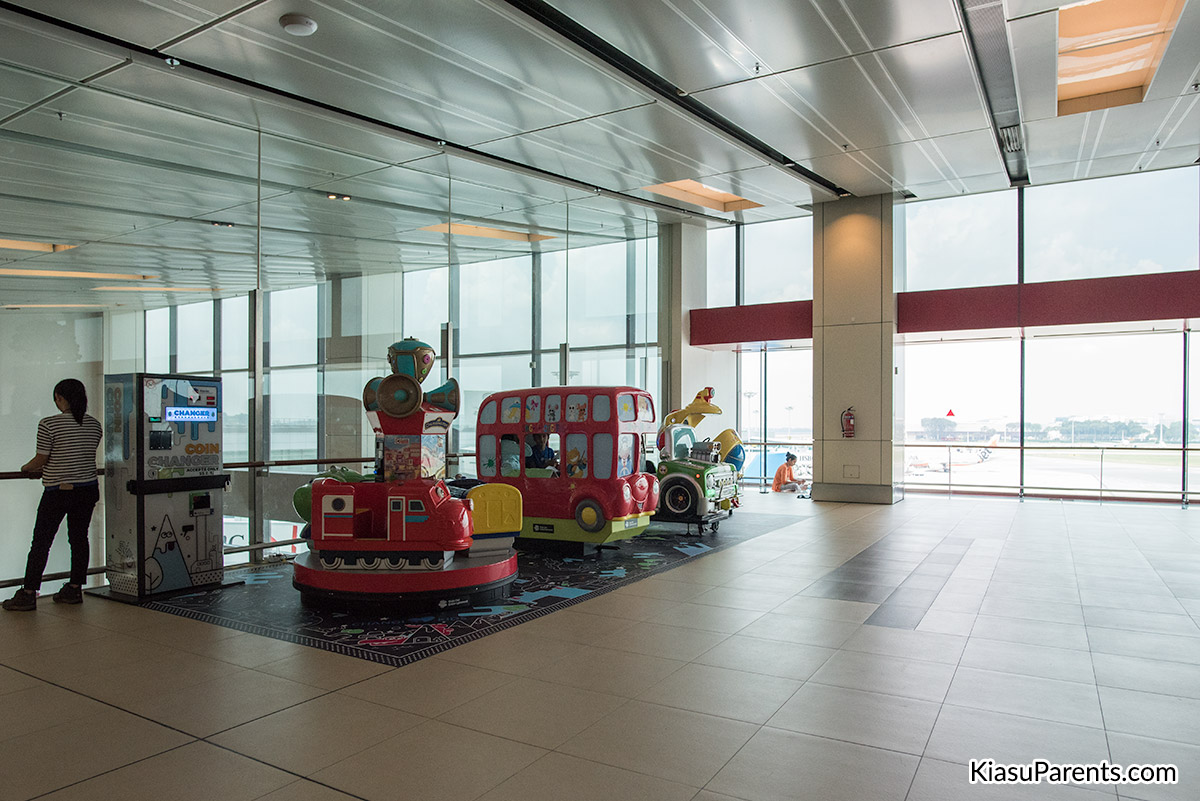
[658,222,737,415]
[812,194,905,504]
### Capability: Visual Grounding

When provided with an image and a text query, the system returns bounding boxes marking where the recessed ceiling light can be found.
[0,268,150,280]
[0,238,77,253]
[641,180,763,212]
[279,13,318,36]
[419,223,554,243]
[3,304,105,310]
[324,192,351,201]
[94,286,216,292]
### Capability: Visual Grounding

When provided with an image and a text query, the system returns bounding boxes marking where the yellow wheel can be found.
[574,499,606,533]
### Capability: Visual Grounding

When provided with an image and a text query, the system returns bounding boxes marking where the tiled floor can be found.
[3,492,1200,801]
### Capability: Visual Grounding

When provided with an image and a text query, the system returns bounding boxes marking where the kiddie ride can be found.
[291,339,522,611]
[648,387,743,533]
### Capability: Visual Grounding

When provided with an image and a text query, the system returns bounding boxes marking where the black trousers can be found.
[23,484,100,591]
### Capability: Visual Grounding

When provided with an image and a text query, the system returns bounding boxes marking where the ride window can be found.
[524,432,560,477]
[592,395,611,422]
[617,393,636,422]
[565,394,588,422]
[592,433,613,480]
[408,500,425,513]
[617,433,637,477]
[480,401,497,425]
[500,397,522,424]
[525,395,541,423]
[478,434,497,477]
[499,435,521,477]
[638,395,654,422]
[544,395,562,423]
[563,433,588,478]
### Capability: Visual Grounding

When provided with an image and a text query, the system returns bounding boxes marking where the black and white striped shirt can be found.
[36,413,102,487]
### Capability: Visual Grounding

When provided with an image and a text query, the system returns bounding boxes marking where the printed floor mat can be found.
[142,512,791,667]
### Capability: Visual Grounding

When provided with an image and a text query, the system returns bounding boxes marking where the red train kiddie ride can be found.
[292,339,522,611]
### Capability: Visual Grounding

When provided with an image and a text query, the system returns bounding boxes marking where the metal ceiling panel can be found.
[905,171,1012,201]
[1144,0,1200,102]
[164,0,651,147]
[689,164,817,208]
[0,196,180,243]
[1008,10,1058,123]
[698,35,989,161]
[481,102,767,194]
[0,20,125,85]
[6,94,260,177]
[839,0,962,50]
[1024,95,1200,171]
[538,0,960,92]
[4,0,251,49]
[93,64,441,165]
[1003,0,1063,18]
[414,153,579,204]
[538,0,851,92]
[0,68,70,107]
[1029,151,1143,184]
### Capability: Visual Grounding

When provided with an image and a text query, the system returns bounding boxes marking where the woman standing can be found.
[3,379,103,611]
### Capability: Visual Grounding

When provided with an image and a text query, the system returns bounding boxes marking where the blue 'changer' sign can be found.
[165,406,218,422]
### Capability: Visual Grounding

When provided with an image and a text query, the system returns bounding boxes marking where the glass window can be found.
[268,285,317,367]
[221,295,248,370]
[739,350,764,479]
[593,394,611,422]
[1025,329,1182,498]
[564,433,588,478]
[146,306,169,372]
[902,338,1020,492]
[478,434,497,477]
[458,255,532,354]
[905,190,1017,291]
[221,371,250,464]
[175,300,213,373]
[765,349,813,443]
[525,395,541,423]
[617,433,637,477]
[480,400,496,425]
[499,434,521,477]
[593,433,613,479]
[1025,168,1199,283]
[540,250,567,349]
[403,267,448,347]
[457,356,533,445]
[566,394,589,422]
[267,367,318,466]
[568,241,628,347]
[707,226,736,307]
[744,217,813,305]
[408,499,425,512]
[616,393,636,422]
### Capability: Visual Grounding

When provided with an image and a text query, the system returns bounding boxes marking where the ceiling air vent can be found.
[999,125,1023,153]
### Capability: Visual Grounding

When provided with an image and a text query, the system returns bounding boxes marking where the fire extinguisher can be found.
[841,407,855,438]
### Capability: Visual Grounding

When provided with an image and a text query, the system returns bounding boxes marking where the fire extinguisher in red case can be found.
[841,407,855,438]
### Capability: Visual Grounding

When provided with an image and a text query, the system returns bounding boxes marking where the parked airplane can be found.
[907,434,1001,473]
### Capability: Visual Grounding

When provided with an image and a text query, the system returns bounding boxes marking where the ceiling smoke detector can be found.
[279,14,318,36]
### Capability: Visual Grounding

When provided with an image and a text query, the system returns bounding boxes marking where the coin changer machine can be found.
[102,374,230,600]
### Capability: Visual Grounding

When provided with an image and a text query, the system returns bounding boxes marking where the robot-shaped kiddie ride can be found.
[291,339,522,611]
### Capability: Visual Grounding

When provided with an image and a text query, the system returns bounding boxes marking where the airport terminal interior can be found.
[2,0,1200,799]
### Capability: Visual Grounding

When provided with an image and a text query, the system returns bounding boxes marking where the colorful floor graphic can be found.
[143,513,788,667]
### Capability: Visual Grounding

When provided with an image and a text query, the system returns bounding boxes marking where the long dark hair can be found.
[54,378,88,424]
